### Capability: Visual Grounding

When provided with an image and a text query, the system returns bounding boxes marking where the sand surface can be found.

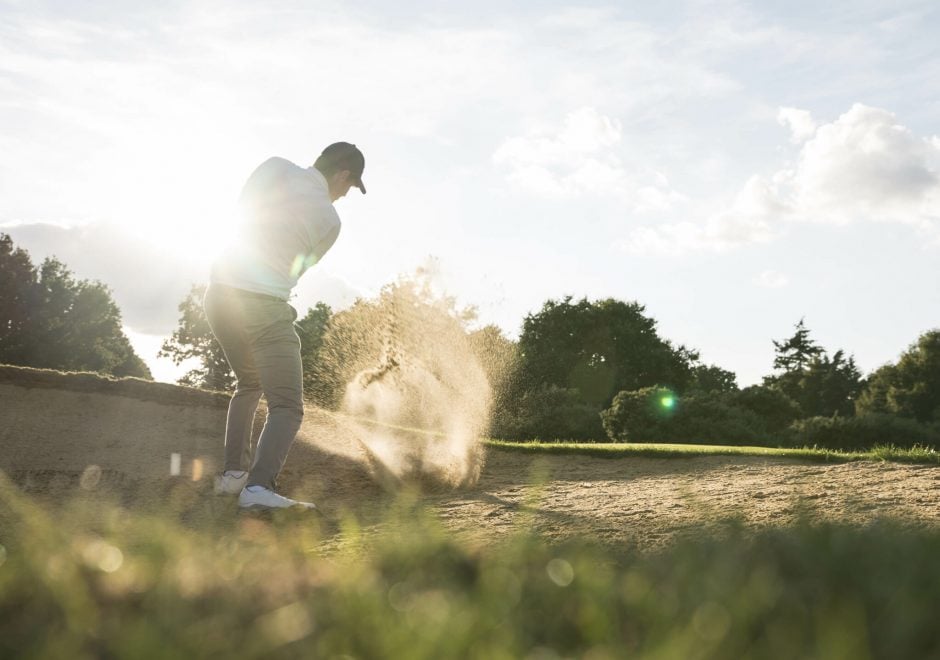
[2,369,939,549]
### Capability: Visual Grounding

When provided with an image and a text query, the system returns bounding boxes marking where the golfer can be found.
[205,142,365,510]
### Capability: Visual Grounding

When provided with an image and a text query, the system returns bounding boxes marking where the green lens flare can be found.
[661,395,676,409]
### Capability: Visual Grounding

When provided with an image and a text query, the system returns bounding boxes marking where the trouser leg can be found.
[204,287,263,473]
[246,315,304,490]
[224,384,263,472]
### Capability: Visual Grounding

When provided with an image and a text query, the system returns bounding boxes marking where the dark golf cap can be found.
[315,142,366,194]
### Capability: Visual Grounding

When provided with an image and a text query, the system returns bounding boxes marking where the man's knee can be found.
[234,381,262,395]
[269,398,304,423]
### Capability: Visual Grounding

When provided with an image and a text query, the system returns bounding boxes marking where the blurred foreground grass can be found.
[1,470,939,659]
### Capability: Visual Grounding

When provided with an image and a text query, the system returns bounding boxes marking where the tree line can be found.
[158,278,940,451]
[0,234,150,378]
[3,233,938,450]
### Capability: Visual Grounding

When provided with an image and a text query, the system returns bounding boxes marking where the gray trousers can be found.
[204,284,304,490]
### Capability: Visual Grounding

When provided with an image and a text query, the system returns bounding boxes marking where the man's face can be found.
[328,170,354,202]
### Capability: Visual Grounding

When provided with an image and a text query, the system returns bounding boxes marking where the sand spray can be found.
[310,263,492,490]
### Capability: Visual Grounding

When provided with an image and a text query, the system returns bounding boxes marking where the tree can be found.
[765,319,861,418]
[732,385,801,434]
[0,234,39,362]
[798,350,863,418]
[160,284,234,390]
[501,384,605,441]
[0,234,150,378]
[689,364,739,394]
[856,330,940,423]
[518,296,697,409]
[772,318,823,373]
[296,302,332,397]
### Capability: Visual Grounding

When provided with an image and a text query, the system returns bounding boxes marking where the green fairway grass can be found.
[485,440,940,465]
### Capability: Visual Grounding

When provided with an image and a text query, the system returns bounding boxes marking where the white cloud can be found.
[777,107,817,144]
[707,175,789,244]
[624,103,940,255]
[754,270,789,288]
[787,103,940,228]
[493,107,624,196]
[620,175,783,256]
[493,107,684,209]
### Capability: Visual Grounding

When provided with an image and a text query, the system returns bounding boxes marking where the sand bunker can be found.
[3,365,939,550]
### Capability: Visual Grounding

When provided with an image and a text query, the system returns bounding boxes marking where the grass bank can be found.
[327,412,940,465]
[1,471,940,659]
[486,440,940,465]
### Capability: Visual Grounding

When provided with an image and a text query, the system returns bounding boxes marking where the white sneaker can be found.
[238,485,316,511]
[214,470,248,495]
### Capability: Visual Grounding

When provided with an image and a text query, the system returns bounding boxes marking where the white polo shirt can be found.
[211,157,341,300]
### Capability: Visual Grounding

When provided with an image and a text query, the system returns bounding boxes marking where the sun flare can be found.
[92,152,245,264]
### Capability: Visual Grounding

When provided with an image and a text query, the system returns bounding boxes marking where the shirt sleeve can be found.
[292,203,341,280]
[308,216,341,263]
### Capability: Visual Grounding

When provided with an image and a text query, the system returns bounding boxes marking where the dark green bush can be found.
[495,385,605,441]
[787,413,940,451]
[665,393,770,445]
[601,386,677,442]
[732,385,802,433]
[602,387,775,445]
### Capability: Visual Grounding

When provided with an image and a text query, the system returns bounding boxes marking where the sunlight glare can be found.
[86,135,246,265]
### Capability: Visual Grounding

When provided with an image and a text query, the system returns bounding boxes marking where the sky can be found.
[1,0,939,385]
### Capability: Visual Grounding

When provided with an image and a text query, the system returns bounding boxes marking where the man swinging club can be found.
[205,142,366,510]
